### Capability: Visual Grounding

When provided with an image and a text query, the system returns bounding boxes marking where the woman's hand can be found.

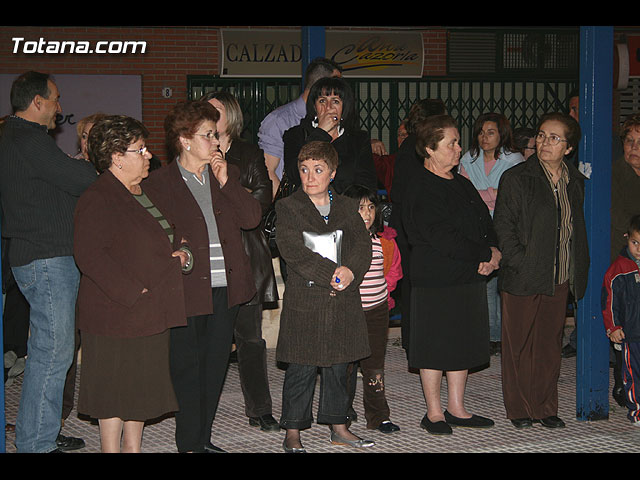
[478,247,502,276]
[330,266,355,291]
[489,246,502,269]
[210,150,228,187]
[317,110,341,136]
[172,249,189,268]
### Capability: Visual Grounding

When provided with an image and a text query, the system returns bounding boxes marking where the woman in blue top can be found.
[458,113,524,355]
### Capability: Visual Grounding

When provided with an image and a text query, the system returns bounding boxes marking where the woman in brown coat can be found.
[145,100,262,453]
[74,115,190,452]
[275,141,373,453]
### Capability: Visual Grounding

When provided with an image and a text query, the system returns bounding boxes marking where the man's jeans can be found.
[11,256,80,453]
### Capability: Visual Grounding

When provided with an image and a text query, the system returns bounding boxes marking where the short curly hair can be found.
[87,115,149,173]
[164,100,220,161]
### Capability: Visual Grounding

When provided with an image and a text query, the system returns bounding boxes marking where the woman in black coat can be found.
[203,90,280,432]
[282,76,377,194]
[493,112,589,429]
[403,114,499,436]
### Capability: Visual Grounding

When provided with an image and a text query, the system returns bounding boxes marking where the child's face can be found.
[358,198,376,230]
[626,230,640,261]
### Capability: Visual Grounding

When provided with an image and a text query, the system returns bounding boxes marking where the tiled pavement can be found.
[4,325,640,454]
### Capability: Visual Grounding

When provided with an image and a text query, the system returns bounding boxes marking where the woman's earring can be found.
[186,145,191,151]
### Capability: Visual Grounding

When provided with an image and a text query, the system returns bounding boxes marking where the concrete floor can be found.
[4,322,639,454]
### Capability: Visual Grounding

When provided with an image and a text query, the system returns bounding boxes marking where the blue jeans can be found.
[280,362,350,430]
[487,274,502,342]
[11,256,80,453]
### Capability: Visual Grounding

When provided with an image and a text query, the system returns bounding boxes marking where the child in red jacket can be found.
[343,184,403,434]
[602,214,640,424]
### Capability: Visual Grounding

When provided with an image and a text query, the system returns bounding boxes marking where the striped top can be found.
[133,189,174,244]
[177,161,227,288]
[540,160,572,285]
[359,235,388,310]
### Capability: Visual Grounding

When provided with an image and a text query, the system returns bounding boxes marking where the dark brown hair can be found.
[87,115,149,173]
[164,100,220,161]
[414,114,458,159]
[297,140,339,171]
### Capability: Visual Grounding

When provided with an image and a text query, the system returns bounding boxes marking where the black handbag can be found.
[263,171,294,258]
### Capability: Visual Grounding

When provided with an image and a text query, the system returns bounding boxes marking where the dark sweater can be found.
[402,166,496,288]
[0,116,97,266]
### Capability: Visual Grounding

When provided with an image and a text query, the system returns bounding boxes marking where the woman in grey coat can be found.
[275,141,373,453]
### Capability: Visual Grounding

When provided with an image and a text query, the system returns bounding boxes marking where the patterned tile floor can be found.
[4,325,640,454]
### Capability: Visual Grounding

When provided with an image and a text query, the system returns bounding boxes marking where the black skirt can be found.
[408,282,489,371]
[78,330,178,421]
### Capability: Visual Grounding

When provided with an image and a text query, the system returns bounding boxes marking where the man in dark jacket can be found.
[0,71,97,452]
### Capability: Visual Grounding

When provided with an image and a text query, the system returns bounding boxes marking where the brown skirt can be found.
[78,329,178,421]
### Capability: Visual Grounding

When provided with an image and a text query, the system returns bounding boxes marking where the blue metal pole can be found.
[576,26,613,421]
[301,27,326,87]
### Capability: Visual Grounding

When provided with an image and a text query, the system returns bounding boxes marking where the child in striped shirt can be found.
[343,184,403,433]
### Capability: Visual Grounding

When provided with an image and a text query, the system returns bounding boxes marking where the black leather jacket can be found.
[226,139,279,305]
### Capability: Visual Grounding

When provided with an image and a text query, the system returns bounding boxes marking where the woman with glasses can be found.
[458,113,524,356]
[74,115,191,452]
[145,100,261,453]
[493,112,589,430]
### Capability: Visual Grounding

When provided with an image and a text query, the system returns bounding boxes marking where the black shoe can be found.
[510,418,533,429]
[376,421,400,434]
[420,414,452,435]
[228,350,238,364]
[561,344,577,358]
[533,416,565,428]
[56,433,85,451]
[203,442,227,453]
[249,414,281,432]
[444,410,494,428]
[489,341,502,356]
[613,386,627,407]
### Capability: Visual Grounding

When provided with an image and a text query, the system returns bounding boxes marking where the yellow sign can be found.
[221,29,424,78]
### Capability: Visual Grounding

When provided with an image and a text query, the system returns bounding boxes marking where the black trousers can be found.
[169,287,238,452]
[234,303,273,418]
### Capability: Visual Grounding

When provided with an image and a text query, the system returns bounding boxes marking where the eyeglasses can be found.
[126,146,148,156]
[535,132,568,146]
[194,131,219,142]
[623,137,640,149]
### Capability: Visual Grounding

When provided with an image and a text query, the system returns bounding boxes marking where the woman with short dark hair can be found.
[74,115,191,452]
[146,100,262,453]
[403,114,499,436]
[276,140,374,452]
[282,76,377,194]
[494,112,589,429]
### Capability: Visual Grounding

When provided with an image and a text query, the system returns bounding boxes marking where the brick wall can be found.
[0,26,447,159]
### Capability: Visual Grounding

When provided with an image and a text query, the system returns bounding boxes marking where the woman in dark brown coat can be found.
[275,141,373,453]
[74,115,190,453]
[145,101,262,453]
